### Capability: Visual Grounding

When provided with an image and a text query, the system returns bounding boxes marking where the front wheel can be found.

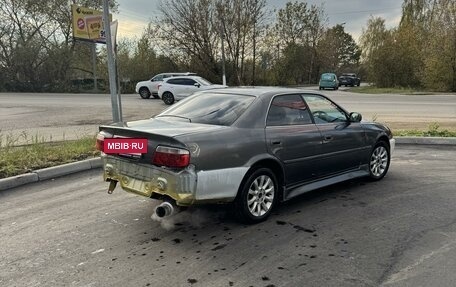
[233,168,278,224]
[162,92,175,105]
[139,87,151,99]
[368,141,390,180]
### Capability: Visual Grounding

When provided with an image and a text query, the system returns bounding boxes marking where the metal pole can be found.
[102,0,122,123]
[91,42,97,91]
[220,19,226,86]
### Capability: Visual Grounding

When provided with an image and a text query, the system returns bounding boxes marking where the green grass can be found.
[0,135,99,178]
[349,86,424,94]
[394,123,456,137]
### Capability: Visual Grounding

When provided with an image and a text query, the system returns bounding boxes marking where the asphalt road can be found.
[1,90,455,145]
[1,145,456,287]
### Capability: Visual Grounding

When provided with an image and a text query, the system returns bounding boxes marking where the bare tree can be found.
[0,0,117,91]
[156,0,220,79]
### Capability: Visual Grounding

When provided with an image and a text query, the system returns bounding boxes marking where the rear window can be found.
[157,93,255,126]
[321,74,334,80]
[197,77,212,85]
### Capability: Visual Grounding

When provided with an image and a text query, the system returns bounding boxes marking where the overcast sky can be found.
[114,0,403,41]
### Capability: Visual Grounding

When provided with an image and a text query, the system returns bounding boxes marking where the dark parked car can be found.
[339,73,361,87]
[96,87,394,223]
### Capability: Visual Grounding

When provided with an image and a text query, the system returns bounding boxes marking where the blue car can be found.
[319,73,339,90]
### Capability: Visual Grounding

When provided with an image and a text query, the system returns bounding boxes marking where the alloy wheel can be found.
[370,146,388,177]
[247,175,275,217]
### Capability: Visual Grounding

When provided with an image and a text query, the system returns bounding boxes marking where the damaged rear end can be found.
[96,120,199,208]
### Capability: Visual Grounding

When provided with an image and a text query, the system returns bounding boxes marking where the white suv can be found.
[135,72,196,99]
[158,76,227,105]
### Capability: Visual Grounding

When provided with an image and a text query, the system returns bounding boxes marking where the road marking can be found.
[91,249,105,255]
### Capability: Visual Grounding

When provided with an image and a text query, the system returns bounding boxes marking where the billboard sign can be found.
[72,4,112,43]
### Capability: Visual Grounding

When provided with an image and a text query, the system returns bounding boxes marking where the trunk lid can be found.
[99,118,226,164]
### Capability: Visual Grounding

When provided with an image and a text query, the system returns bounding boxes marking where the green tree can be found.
[422,0,456,91]
[318,24,361,74]
[272,1,326,84]
[359,17,389,83]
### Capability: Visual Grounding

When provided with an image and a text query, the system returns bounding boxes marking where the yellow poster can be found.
[71,4,112,43]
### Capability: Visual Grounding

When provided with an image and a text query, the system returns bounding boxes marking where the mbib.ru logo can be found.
[104,138,148,154]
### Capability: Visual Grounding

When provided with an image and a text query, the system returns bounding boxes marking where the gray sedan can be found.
[97,87,395,223]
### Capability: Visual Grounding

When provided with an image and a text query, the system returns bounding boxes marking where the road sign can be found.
[71,4,111,43]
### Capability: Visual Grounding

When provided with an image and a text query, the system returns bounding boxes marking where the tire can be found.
[233,167,279,224]
[335,86,338,90]
[357,82,361,87]
[162,92,175,105]
[319,87,322,90]
[368,141,390,181]
[139,87,151,99]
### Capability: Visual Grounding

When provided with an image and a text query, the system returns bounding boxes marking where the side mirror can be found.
[349,112,362,122]
[194,83,201,88]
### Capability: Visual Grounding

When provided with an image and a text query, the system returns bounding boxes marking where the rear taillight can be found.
[95,132,112,153]
[152,146,190,168]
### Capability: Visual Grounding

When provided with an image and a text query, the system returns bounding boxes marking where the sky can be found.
[114,0,403,42]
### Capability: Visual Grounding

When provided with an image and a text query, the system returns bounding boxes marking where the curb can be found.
[0,158,101,192]
[395,137,456,145]
[1,137,455,192]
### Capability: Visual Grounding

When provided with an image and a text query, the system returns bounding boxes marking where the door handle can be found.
[323,135,333,143]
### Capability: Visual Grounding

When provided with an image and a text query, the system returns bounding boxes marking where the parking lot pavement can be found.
[1,145,456,287]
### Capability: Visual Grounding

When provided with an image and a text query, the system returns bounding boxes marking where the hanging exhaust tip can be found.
[107,180,117,194]
[155,201,177,218]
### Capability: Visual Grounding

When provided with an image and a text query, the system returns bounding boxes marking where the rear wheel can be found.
[233,168,278,224]
[368,141,390,180]
[319,87,322,90]
[162,92,175,105]
[139,87,151,99]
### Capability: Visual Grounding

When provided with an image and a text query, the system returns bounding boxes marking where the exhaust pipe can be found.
[155,201,177,218]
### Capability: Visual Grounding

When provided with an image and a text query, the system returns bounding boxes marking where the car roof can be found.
[164,75,205,81]
[159,72,195,75]
[198,86,312,97]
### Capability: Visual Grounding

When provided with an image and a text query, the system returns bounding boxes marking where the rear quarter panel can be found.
[176,127,267,171]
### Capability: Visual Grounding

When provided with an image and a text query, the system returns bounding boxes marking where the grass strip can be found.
[392,123,456,137]
[0,136,99,178]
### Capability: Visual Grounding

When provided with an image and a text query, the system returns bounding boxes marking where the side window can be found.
[167,78,183,85]
[303,95,348,124]
[267,95,312,126]
[152,75,163,82]
[183,79,197,86]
